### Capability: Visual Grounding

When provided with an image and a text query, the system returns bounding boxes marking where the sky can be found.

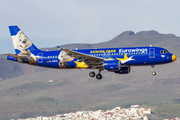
[0,0,180,54]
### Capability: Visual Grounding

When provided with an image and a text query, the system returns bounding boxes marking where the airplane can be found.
[5,25,177,80]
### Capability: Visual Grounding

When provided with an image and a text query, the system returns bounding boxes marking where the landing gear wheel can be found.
[89,71,95,77]
[152,71,156,76]
[96,74,102,80]
[151,65,156,76]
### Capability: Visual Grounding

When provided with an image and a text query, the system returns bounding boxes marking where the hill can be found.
[0,55,46,80]
[41,30,180,56]
[0,30,180,119]
[0,60,180,119]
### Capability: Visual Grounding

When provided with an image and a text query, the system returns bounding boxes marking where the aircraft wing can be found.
[61,48,104,66]
[4,53,28,59]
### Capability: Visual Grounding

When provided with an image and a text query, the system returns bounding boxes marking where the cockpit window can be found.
[160,50,169,54]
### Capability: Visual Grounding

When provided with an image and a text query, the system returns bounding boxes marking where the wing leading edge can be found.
[61,48,104,67]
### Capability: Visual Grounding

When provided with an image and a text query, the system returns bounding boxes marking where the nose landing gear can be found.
[152,71,156,76]
[151,65,156,76]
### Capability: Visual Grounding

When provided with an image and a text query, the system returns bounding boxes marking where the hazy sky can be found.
[0,0,180,54]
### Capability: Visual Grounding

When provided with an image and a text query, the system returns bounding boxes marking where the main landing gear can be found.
[96,73,102,80]
[151,65,156,76]
[89,69,103,80]
[89,71,95,77]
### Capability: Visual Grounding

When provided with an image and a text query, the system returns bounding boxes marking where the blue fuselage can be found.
[7,46,174,69]
[7,25,177,79]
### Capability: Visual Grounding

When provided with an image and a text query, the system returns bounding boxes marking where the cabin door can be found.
[149,48,155,58]
[38,52,43,63]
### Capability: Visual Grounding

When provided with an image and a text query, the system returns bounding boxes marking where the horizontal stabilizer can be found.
[4,53,28,59]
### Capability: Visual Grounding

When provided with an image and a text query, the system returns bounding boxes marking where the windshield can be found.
[160,50,169,54]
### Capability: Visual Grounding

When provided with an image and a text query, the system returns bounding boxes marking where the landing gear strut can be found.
[151,65,156,76]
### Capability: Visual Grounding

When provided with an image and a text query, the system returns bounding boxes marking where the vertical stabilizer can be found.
[9,26,40,54]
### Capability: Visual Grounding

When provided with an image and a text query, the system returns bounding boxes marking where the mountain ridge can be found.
[40,30,180,51]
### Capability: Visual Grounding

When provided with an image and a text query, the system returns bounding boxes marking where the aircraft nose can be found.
[172,54,177,62]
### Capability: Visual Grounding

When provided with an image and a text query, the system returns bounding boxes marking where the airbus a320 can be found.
[5,26,177,80]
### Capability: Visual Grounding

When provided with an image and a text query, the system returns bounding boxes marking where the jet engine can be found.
[114,67,131,74]
[104,60,121,71]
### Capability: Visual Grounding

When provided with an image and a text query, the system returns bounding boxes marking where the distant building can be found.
[131,105,139,108]
[17,105,152,120]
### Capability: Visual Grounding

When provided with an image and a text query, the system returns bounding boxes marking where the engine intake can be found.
[104,60,121,71]
[114,67,131,74]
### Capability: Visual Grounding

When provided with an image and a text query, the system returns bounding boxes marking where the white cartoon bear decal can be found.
[12,31,32,52]
[11,31,36,64]
[58,51,74,68]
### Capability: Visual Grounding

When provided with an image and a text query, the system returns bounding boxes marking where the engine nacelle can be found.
[104,60,121,71]
[114,67,131,74]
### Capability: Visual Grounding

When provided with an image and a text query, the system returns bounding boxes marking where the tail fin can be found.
[9,25,40,54]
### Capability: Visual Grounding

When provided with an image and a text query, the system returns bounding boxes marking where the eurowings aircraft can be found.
[5,26,177,80]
